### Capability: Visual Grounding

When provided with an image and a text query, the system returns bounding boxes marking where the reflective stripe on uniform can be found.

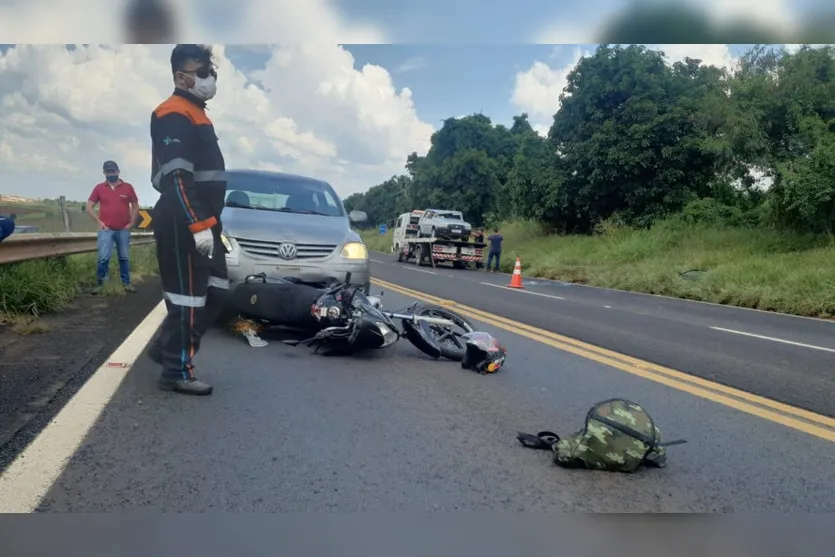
[152,167,226,187]
[151,157,195,187]
[193,170,226,182]
[208,276,229,289]
[163,291,206,307]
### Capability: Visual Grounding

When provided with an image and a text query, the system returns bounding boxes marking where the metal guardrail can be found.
[0,232,155,265]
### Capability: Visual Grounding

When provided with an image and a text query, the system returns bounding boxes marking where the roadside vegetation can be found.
[1,196,159,323]
[349,44,835,318]
[0,197,98,233]
[0,244,158,324]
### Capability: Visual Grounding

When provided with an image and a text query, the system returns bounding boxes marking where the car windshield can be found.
[224,172,345,217]
[437,212,462,220]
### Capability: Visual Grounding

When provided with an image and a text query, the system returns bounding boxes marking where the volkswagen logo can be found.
[277,243,297,260]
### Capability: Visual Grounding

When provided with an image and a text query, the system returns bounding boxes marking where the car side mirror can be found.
[349,210,367,223]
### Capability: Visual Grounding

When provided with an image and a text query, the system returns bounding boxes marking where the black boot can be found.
[157,377,213,395]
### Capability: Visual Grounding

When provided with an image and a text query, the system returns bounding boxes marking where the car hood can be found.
[221,207,360,244]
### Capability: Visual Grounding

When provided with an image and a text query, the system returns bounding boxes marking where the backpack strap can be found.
[659,439,687,447]
[516,431,561,450]
[589,399,659,463]
[593,415,656,446]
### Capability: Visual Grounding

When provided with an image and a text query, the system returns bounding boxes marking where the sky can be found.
[0,1,823,205]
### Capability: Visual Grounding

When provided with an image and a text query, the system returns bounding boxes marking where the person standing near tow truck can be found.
[145,44,229,396]
[473,227,485,269]
[486,227,503,272]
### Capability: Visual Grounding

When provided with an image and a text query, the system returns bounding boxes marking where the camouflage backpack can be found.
[516,399,686,473]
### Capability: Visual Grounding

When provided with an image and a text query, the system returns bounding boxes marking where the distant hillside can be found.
[0,196,94,233]
[0,195,43,204]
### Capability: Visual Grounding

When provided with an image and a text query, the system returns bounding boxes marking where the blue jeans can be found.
[97,228,131,285]
[487,250,501,271]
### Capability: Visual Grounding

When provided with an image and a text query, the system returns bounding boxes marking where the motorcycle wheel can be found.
[404,304,475,361]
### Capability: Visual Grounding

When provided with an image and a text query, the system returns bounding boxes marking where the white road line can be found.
[479,282,565,300]
[369,259,386,264]
[710,326,835,353]
[406,267,436,274]
[0,300,168,513]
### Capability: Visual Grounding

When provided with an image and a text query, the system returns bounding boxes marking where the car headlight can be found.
[341,242,368,259]
[220,233,234,252]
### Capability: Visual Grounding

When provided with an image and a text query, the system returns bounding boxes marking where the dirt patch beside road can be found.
[0,278,162,468]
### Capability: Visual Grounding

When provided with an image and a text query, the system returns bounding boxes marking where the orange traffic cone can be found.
[507,257,524,289]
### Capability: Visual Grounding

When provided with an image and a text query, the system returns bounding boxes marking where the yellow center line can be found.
[372,277,835,443]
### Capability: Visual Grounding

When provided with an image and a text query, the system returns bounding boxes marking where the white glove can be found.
[193,228,214,259]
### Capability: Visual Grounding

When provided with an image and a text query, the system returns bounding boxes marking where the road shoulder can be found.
[0,278,163,470]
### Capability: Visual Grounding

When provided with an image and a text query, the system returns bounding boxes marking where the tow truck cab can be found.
[392,210,424,252]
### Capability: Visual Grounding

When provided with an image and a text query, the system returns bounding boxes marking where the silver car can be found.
[219,170,371,292]
[417,209,472,240]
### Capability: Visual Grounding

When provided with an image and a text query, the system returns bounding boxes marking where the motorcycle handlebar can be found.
[386,312,456,326]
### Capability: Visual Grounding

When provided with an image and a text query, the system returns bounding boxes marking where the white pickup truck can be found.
[417,209,472,241]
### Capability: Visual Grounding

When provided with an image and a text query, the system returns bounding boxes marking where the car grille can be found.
[235,238,337,260]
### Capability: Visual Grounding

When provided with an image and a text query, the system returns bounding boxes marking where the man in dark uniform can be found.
[146,44,228,396]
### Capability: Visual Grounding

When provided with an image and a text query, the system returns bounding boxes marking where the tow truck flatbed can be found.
[394,236,485,269]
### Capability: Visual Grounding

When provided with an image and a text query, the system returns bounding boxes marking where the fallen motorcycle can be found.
[224,272,477,361]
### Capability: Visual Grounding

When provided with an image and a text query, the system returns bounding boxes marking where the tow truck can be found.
[392,211,485,269]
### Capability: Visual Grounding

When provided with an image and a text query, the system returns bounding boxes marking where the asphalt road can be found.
[369,252,835,418]
[9,285,833,512]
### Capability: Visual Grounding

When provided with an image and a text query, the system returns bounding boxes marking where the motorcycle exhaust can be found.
[376,322,398,347]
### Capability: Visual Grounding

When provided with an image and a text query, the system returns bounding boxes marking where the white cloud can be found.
[784,44,833,54]
[395,57,427,74]
[510,44,737,135]
[0,0,388,43]
[654,44,737,71]
[698,0,796,31]
[0,43,434,205]
[509,46,591,135]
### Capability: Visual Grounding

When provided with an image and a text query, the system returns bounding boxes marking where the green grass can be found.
[358,219,835,318]
[0,244,158,319]
[1,200,98,233]
[361,230,392,253]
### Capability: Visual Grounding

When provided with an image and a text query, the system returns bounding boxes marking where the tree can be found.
[352,44,835,237]
[550,44,730,228]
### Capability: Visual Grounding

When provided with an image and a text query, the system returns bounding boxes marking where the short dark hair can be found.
[493,227,498,232]
[170,44,214,74]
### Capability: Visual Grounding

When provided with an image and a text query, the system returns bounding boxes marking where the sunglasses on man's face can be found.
[181,66,217,79]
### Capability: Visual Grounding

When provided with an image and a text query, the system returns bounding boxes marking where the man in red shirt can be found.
[86,160,139,293]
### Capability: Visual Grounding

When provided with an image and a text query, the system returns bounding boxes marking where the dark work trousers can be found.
[151,197,229,380]
[487,250,501,271]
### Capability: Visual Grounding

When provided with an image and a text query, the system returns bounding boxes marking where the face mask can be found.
[106,175,119,183]
[189,74,217,101]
